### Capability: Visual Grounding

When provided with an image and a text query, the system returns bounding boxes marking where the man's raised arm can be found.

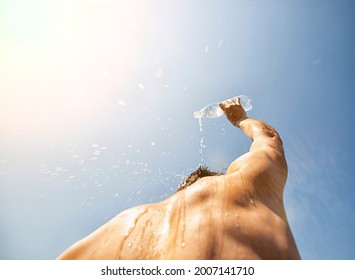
[219,98,287,187]
[219,98,284,154]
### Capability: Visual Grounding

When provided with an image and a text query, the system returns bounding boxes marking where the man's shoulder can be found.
[228,147,286,175]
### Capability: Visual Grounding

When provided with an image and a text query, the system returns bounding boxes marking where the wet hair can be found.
[177,165,223,192]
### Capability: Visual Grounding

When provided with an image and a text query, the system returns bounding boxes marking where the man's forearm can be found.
[238,118,283,151]
[218,99,283,151]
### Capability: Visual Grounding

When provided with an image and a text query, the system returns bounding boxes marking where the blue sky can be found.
[0,0,354,259]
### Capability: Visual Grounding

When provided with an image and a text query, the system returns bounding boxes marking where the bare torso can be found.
[57,150,300,260]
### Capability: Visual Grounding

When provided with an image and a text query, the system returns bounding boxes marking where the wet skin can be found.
[57,99,301,260]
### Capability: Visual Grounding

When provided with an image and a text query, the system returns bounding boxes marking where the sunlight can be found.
[1,0,49,41]
[1,0,152,140]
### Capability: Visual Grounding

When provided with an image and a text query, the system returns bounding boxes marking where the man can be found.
[57,98,300,259]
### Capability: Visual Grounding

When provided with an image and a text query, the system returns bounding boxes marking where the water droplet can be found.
[155,67,162,78]
[218,39,223,48]
[117,100,126,106]
[249,199,255,206]
[181,242,185,248]
[128,242,132,248]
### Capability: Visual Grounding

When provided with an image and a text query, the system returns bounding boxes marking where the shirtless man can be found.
[57,98,300,260]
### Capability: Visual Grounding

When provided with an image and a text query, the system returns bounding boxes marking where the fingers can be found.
[219,98,236,111]
[236,97,241,106]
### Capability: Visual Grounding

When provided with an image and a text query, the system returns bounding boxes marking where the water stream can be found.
[198,118,206,163]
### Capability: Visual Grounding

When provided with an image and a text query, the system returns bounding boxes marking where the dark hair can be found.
[177,165,223,192]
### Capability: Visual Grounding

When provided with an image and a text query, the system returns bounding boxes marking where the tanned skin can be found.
[57,98,300,260]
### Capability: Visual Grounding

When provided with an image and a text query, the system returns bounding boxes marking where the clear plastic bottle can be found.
[193,95,252,119]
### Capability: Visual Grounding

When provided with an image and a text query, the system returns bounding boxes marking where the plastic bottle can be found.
[193,95,252,119]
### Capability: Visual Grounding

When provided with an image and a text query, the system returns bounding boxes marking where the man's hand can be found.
[219,97,247,128]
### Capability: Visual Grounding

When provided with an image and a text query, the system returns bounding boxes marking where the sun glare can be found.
[1,0,49,41]
[1,0,151,140]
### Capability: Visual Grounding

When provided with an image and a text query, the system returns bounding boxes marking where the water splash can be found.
[117,208,147,259]
[181,195,186,248]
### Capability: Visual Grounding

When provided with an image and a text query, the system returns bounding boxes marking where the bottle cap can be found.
[193,111,202,118]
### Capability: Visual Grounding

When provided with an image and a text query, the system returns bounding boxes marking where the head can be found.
[177,165,224,192]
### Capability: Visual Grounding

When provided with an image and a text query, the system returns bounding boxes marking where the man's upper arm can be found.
[241,118,287,182]
[227,140,287,190]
